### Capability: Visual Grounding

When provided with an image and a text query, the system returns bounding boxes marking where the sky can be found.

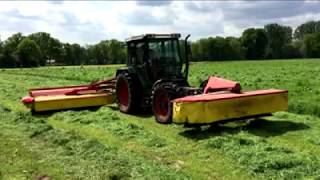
[0,0,320,45]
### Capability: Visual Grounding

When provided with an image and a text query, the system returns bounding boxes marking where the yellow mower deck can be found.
[21,78,116,112]
[172,89,288,124]
[31,93,115,112]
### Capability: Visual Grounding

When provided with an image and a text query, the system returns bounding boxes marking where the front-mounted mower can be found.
[21,33,288,125]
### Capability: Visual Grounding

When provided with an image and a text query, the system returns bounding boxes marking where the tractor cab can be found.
[124,34,189,88]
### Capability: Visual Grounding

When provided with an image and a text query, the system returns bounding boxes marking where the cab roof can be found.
[125,33,181,42]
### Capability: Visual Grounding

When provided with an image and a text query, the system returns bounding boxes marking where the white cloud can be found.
[0,1,320,45]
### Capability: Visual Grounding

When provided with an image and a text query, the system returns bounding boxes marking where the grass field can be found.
[1,59,320,179]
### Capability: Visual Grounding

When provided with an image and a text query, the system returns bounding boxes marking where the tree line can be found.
[192,21,320,61]
[0,20,320,68]
[0,32,126,68]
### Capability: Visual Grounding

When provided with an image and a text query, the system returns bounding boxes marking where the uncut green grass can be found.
[1,59,320,179]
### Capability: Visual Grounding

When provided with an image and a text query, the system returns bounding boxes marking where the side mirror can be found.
[184,34,191,79]
[185,34,191,55]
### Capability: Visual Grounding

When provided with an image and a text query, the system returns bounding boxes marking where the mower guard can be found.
[21,78,116,112]
[172,89,288,124]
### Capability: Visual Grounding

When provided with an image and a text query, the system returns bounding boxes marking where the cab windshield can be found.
[148,39,182,66]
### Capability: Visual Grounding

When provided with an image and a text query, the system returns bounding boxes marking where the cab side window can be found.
[136,42,145,65]
[128,43,136,65]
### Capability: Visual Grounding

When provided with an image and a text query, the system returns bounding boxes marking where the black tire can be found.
[116,73,140,114]
[152,83,177,124]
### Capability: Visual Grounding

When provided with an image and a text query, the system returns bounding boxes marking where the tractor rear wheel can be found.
[116,73,140,113]
[152,84,177,124]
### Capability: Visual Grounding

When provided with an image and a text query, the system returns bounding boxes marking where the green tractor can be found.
[115,34,201,124]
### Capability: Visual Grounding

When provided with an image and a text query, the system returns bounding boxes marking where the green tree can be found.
[0,33,25,67]
[241,28,268,59]
[86,45,96,64]
[225,37,244,60]
[28,32,64,66]
[0,35,2,53]
[303,32,320,58]
[197,38,210,60]
[70,43,86,65]
[264,23,292,59]
[281,40,303,59]
[61,43,87,65]
[86,40,126,65]
[49,38,64,64]
[191,36,243,61]
[209,37,226,60]
[96,41,110,64]
[107,39,126,64]
[191,41,200,61]
[16,38,42,67]
[61,43,73,65]
[87,42,108,65]
[294,21,320,40]
[0,36,3,67]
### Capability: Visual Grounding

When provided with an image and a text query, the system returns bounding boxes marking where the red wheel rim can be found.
[154,90,169,117]
[118,79,129,107]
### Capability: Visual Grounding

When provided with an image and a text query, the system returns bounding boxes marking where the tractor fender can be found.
[152,79,189,92]
[116,69,129,77]
[152,79,168,92]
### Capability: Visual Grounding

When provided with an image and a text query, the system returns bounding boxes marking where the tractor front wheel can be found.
[152,85,176,124]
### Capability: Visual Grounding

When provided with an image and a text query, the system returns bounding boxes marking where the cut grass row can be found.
[46,109,254,180]
[0,104,191,179]
[2,96,320,179]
